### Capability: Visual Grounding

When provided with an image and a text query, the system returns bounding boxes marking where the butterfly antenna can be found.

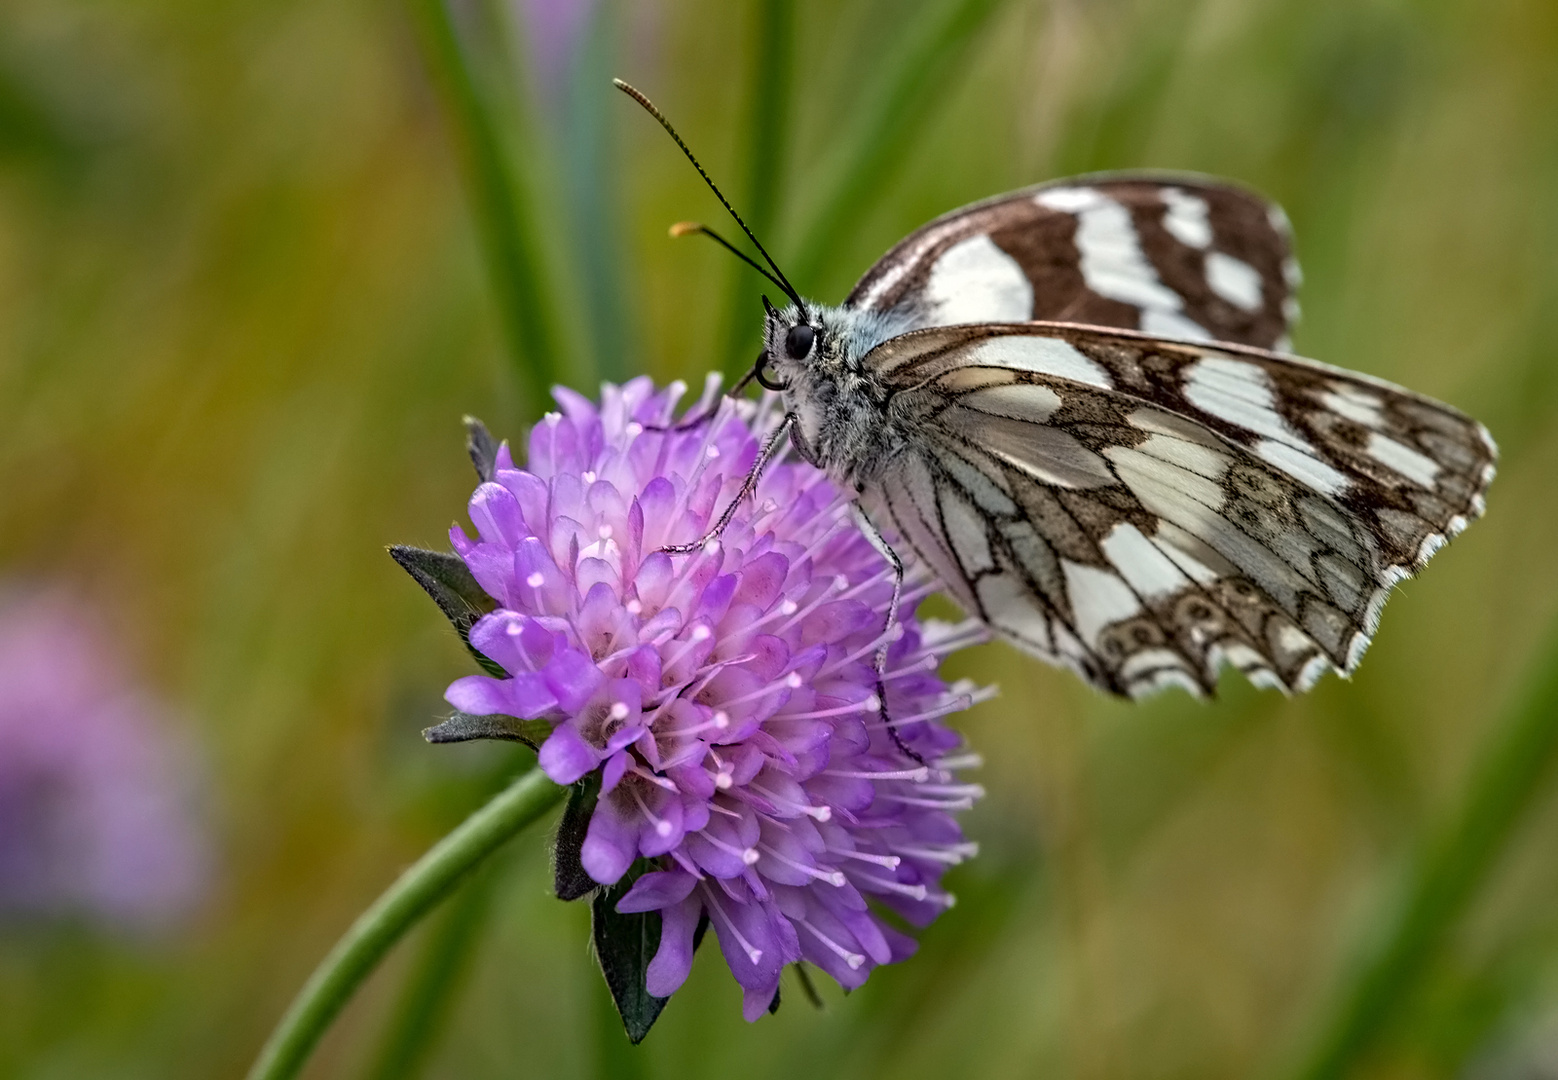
[614,79,806,312]
[669,222,791,294]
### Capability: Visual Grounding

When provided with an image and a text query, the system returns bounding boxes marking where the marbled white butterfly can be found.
[617,81,1496,699]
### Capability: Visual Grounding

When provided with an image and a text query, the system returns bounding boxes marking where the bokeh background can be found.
[2,0,1557,1076]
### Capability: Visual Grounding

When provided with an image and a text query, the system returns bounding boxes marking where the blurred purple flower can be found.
[0,588,208,928]
[445,377,990,1018]
[512,0,597,104]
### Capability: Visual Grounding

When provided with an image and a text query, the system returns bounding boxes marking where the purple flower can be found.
[444,377,990,1018]
[0,588,208,928]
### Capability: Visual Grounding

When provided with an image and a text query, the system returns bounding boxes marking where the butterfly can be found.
[616,81,1496,699]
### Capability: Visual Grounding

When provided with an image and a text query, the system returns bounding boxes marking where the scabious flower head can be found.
[445,377,990,1018]
[0,588,208,928]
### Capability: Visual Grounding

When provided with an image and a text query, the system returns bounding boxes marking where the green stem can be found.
[410,0,562,417]
[1279,624,1558,1080]
[246,769,564,1080]
[361,857,504,1080]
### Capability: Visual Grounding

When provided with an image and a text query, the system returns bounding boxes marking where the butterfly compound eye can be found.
[784,323,815,360]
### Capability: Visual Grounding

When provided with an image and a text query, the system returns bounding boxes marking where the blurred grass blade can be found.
[790,0,1011,289]
[245,769,563,1080]
[410,0,562,418]
[362,859,503,1080]
[716,0,795,378]
[564,0,633,383]
[1278,623,1558,1080]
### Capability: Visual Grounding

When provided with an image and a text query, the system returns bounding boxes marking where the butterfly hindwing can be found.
[861,323,1495,697]
[846,174,1302,351]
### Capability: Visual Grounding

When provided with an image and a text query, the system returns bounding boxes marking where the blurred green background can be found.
[2,0,1557,1077]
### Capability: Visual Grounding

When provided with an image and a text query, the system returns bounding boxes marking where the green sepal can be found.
[388,545,504,677]
[553,774,601,901]
[592,865,670,1044]
[793,962,823,1009]
[422,710,551,748]
[464,416,499,482]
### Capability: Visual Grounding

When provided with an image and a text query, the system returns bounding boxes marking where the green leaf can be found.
[421,711,551,749]
[553,775,601,901]
[388,545,504,678]
[592,870,670,1044]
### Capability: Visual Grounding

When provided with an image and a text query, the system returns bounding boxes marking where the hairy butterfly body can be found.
[618,82,1496,699]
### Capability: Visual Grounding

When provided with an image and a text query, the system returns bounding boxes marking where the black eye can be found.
[784,323,815,360]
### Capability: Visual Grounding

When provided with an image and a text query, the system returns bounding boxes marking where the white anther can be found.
[714,771,733,790]
[626,422,643,437]
[609,702,630,721]
[702,539,721,556]
[833,575,849,591]
[526,572,545,588]
[706,445,721,459]
[779,600,798,616]
[713,710,730,730]
[742,847,761,866]
[582,471,597,483]
[784,672,803,689]
[598,524,613,539]
[865,694,881,713]
[545,412,561,425]
[626,599,642,615]
[655,820,674,837]
[691,625,712,642]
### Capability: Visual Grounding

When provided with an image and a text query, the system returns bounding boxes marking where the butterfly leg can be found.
[640,410,717,435]
[660,413,795,555]
[641,364,765,434]
[850,504,926,767]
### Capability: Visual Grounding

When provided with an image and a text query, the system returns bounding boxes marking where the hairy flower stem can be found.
[362,859,504,1080]
[246,769,563,1080]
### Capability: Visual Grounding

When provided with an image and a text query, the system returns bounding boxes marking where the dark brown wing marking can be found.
[860,323,1494,697]
[847,174,1300,351]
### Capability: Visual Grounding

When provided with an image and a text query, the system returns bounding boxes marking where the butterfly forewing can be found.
[860,323,1495,697]
[847,174,1302,351]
